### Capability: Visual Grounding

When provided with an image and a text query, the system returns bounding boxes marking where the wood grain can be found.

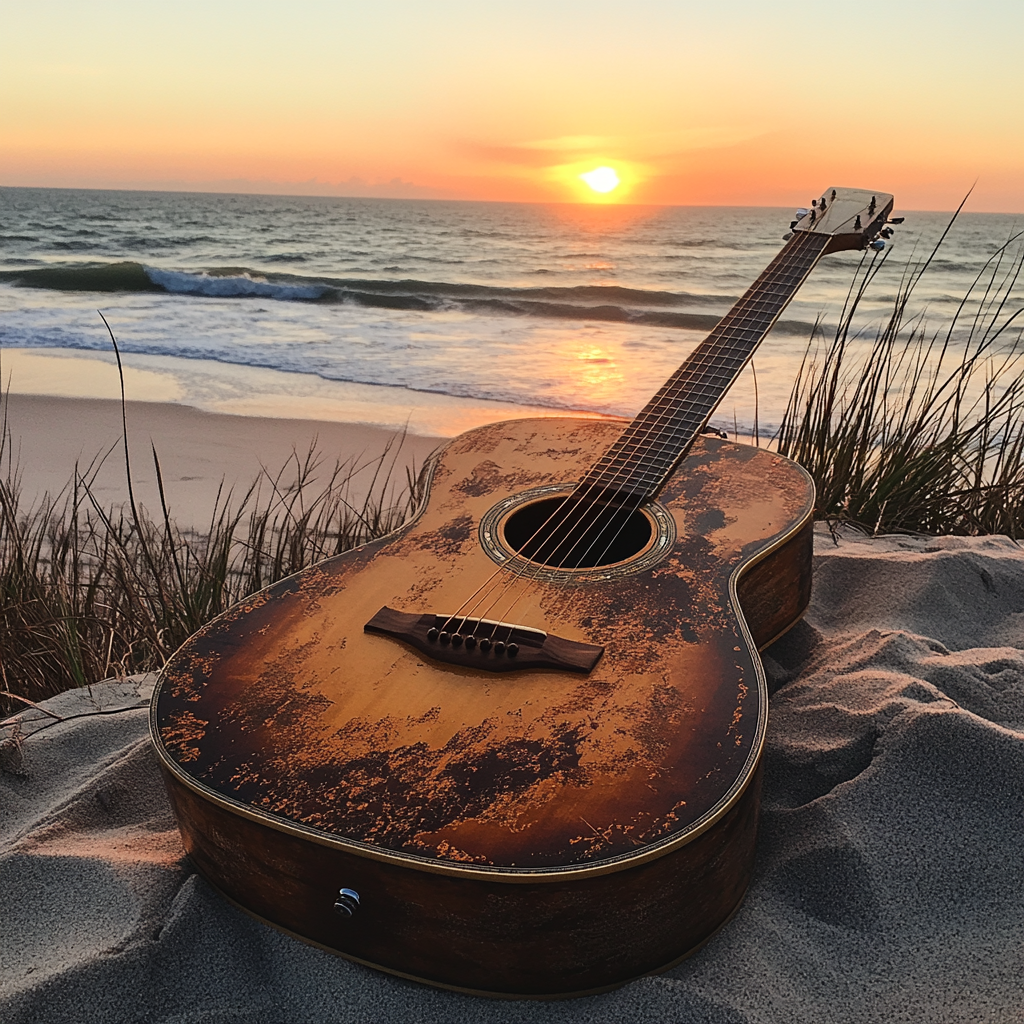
[163,758,763,997]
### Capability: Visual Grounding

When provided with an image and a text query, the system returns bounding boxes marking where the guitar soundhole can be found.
[502,496,653,569]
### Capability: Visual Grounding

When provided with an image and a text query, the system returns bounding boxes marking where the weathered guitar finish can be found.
[152,188,895,997]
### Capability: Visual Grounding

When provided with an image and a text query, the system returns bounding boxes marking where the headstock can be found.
[786,187,899,254]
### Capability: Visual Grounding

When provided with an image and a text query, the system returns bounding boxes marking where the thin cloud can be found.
[455,126,771,171]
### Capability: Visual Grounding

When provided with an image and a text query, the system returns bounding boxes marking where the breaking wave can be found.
[0,260,815,336]
[145,267,328,300]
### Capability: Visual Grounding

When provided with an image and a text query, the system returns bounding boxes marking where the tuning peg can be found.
[880,228,894,239]
[888,217,905,224]
[870,239,886,251]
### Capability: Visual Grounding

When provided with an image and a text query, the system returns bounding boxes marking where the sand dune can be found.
[3,528,1023,1023]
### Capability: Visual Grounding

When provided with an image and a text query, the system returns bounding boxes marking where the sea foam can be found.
[144,268,327,301]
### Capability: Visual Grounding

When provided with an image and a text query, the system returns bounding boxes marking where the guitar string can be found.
[499,236,825,619]
[534,197,889,633]
[439,230,827,645]
[422,284,796,638]
[430,266,785,638]
[458,230,830,643]
[485,231,832,637]
[436,230,827,647]
[497,188,882,622]
[542,234,833,625]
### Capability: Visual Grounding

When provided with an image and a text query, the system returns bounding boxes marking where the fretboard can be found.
[575,229,830,504]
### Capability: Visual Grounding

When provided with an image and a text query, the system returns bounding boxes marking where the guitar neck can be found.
[575,229,830,504]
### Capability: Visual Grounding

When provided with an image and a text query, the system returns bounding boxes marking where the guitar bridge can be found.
[364,607,603,674]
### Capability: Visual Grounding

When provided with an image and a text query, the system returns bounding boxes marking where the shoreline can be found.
[0,347,606,437]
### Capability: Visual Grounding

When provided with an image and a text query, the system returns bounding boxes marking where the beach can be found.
[2,390,1024,1022]
[2,376,606,532]
[3,516,1023,1022]
[5,0,1024,1010]
[2,392,440,526]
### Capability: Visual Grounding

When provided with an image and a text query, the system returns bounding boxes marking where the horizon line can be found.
[0,182,1008,217]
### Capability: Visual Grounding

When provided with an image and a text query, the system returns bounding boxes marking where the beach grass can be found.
[0,406,426,715]
[776,209,1024,536]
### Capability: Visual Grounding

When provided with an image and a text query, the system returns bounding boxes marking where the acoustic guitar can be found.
[152,187,895,997]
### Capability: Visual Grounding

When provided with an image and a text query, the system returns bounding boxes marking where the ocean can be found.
[1,186,1021,435]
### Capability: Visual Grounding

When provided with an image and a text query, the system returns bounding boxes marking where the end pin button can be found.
[334,888,360,917]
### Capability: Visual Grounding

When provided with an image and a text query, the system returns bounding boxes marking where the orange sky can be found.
[3,1,1023,211]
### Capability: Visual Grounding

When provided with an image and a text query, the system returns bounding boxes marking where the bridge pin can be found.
[464,635,477,649]
[506,643,519,657]
[479,637,492,651]
[439,631,451,645]
[493,641,506,656]
[451,634,463,647]
[427,627,439,642]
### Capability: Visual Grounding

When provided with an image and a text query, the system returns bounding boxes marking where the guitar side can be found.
[151,416,814,996]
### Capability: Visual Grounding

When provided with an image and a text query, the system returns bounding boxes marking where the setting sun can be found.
[580,167,620,194]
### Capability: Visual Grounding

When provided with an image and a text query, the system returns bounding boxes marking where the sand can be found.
[1,393,444,529]
[2,402,1024,1022]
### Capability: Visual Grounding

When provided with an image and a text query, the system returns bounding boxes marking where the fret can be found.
[575,230,830,502]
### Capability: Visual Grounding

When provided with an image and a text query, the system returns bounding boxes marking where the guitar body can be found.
[152,416,815,997]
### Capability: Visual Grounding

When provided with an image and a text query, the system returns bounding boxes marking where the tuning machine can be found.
[870,215,901,249]
[786,206,811,237]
